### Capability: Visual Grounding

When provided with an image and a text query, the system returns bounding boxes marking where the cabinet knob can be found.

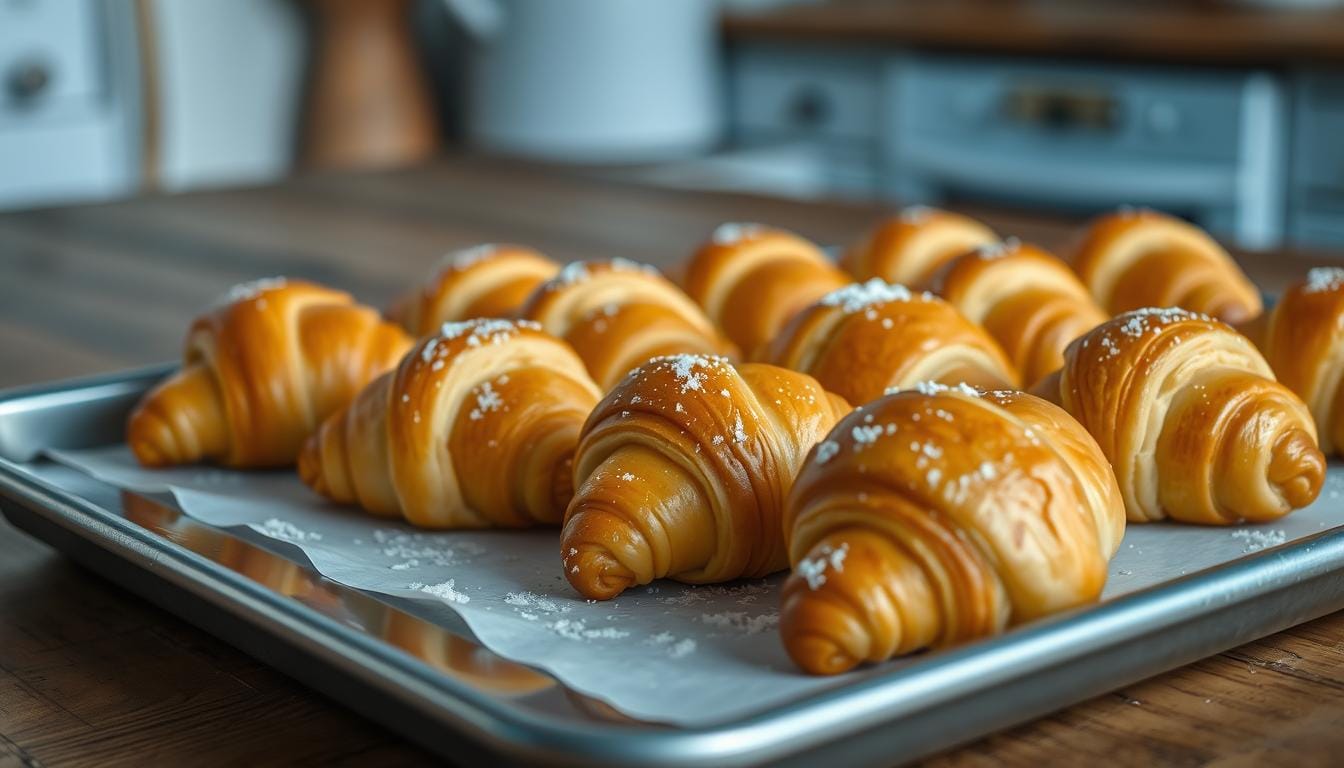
[7,58,52,103]
[786,86,831,128]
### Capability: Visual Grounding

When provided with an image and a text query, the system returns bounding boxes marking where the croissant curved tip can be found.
[1270,428,1326,510]
[297,436,326,496]
[781,584,865,675]
[127,410,175,468]
[562,545,637,601]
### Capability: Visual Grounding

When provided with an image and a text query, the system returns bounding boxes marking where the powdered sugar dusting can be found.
[797,542,849,590]
[820,278,931,313]
[469,381,504,421]
[815,440,840,465]
[218,276,287,307]
[439,243,502,271]
[698,611,780,635]
[711,221,766,245]
[899,205,934,225]
[973,237,1020,260]
[1304,267,1344,295]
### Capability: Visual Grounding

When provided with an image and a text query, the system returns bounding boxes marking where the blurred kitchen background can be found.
[5,0,1344,250]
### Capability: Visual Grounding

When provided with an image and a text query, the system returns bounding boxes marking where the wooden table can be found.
[723,0,1344,66]
[2,156,1343,766]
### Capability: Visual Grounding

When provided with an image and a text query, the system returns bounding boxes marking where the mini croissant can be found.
[682,223,850,360]
[299,318,602,528]
[934,240,1108,387]
[841,206,998,288]
[128,278,412,468]
[766,279,1019,405]
[781,384,1124,675]
[1033,308,1324,524]
[520,259,734,390]
[1239,267,1344,455]
[387,244,558,336]
[1071,209,1262,324]
[561,354,850,600]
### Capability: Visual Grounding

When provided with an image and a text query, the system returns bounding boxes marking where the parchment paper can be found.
[39,446,1344,726]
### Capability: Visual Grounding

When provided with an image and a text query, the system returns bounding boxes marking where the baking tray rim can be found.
[3,365,1344,766]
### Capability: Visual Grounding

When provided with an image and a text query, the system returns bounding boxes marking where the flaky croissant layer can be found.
[387,244,559,336]
[520,258,734,390]
[561,354,850,600]
[300,318,603,528]
[1240,267,1344,456]
[933,240,1108,388]
[1035,307,1324,524]
[781,384,1123,675]
[842,206,998,288]
[767,278,1019,404]
[1070,209,1262,324]
[128,278,413,468]
[683,223,850,360]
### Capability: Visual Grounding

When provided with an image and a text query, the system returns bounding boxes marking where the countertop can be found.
[723,0,1344,66]
[2,155,1344,765]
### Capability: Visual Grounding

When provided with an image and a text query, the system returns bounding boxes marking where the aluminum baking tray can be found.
[3,366,1344,767]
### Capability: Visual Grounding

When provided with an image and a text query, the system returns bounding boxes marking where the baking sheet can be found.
[35,445,1344,727]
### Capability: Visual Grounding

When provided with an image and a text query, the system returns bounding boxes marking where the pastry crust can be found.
[1071,209,1262,324]
[561,354,850,600]
[767,279,1019,405]
[1035,307,1324,524]
[388,244,558,336]
[299,319,602,528]
[128,278,412,468]
[521,259,734,390]
[781,384,1123,675]
[841,206,998,288]
[1240,267,1344,455]
[934,240,1108,387]
[682,223,850,360]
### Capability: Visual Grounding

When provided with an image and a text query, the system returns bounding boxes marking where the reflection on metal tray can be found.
[3,366,1344,767]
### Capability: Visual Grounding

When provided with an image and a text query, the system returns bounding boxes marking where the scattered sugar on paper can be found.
[251,518,322,543]
[1232,528,1287,553]
[413,579,470,604]
[372,529,483,567]
[698,611,780,635]
[504,591,570,614]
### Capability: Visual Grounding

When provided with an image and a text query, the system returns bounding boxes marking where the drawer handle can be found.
[786,86,832,128]
[7,58,52,104]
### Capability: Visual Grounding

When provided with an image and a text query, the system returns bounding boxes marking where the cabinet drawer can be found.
[0,0,102,118]
[731,45,880,144]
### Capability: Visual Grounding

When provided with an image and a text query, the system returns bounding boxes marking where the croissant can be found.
[387,244,558,336]
[520,259,735,390]
[1033,307,1324,524]
[299,318,603,528]
[128,278,413,468]
[780,384,1124,675]
[841,206,998,288]
[766,279,1019,405]
[1071,209,1262,324]
[1239,267,1344,455]
[561,354,850,600]
[682,222,850,360]
[933,240,1109,387]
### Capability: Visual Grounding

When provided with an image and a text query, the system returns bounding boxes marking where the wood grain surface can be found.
[723,0,1344,66]
[1,155,1343,766]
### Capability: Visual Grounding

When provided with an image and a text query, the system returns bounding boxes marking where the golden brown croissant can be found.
[1033,307,1324,524]
[1238,267,1344,455]
[387,244,559,336]
[780,383,1124,675]
[561,354,850,600]
[933,240,1109,387]
[766,279,1019,405]
[682,223,850,360]
[841,206,998,288]
[299,318,603,528]
[128,278,413,468]
[519,259,735,390]
[1071,209,1262,324]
